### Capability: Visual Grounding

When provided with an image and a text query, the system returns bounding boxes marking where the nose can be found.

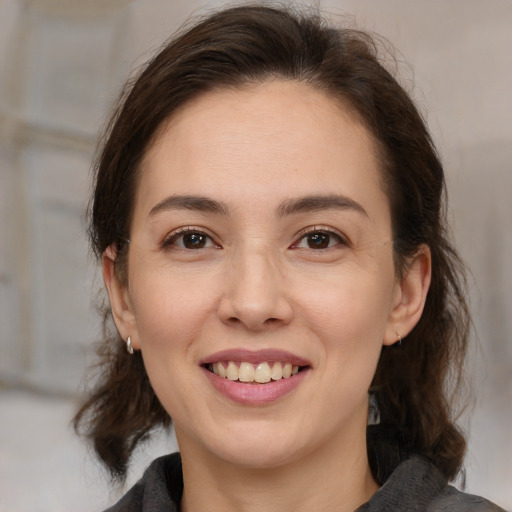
[217,248,293,331]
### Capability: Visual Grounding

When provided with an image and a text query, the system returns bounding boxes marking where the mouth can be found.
[200,350,311,402]
[204,361,307,384]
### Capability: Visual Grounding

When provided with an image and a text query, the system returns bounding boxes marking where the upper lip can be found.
[200,348,311,367]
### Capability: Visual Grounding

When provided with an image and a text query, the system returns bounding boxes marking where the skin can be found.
[104,80,431,512]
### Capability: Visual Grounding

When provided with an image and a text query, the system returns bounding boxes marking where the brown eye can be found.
[162,229,219,250]
[307,232,331,249]
[291,228,348,251]
[182,232,208,249]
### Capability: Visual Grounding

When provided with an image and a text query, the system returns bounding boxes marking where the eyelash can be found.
[161,227,220,250]
[291,226,350,250]
[161,225,349,251]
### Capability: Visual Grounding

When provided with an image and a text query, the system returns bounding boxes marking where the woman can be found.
[74,5,505,511]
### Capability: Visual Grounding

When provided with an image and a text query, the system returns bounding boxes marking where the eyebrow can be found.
[277,194,368,218]
[148,194,230,217]
[148,193,367,218]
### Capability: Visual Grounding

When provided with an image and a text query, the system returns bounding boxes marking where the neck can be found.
[178,429,378,512]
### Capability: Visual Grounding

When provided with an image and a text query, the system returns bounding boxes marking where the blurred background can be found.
[0,0,510,510]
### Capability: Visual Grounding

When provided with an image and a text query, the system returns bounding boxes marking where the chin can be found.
[215,442,303,470]
[208,420,318,470]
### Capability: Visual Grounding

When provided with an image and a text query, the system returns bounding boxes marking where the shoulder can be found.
[102,453,182,512]
[358,456,507,512]
[391,457,505,511]
[427,485,507,512]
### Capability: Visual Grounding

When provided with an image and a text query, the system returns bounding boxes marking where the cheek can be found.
[296,265,395,343]
[128,268,223,416]
[129,266,220,353]
[294,263,396,397]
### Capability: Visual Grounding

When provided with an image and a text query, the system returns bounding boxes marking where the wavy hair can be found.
[74,4,470,482]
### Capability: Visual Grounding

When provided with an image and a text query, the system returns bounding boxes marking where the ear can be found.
[383,244,432,346]
[102,245,140,350]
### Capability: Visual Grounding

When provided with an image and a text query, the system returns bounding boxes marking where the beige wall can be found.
[0,0,510,508]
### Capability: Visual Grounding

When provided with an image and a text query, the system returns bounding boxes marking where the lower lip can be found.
[202,367,309,405]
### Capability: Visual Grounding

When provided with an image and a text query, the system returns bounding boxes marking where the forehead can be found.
[136,80,389,220]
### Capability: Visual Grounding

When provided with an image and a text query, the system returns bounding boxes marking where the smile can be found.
[208,361,301,383]
[201,349,311,404]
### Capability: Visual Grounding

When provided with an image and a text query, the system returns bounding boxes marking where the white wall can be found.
[0,0,510,509]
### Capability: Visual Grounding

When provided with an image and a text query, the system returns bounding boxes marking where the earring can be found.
[126,336,134,355]
[396,333,402,347]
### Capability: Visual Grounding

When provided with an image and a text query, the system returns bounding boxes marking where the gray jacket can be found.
[104,452,505,511]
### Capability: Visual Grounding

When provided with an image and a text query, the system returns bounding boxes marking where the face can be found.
[106,80,428,470]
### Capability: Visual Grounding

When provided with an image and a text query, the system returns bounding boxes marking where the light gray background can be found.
[0,0,511,510]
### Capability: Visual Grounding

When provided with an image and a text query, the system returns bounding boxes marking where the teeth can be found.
[211,361,302,383]
[226,361,238,381]
[271,362,283,380]
[239,362,255,382]
[217,362,227,378]
[255,362,271,383]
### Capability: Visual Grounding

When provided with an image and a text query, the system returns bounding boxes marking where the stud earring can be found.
[126,336,134,355]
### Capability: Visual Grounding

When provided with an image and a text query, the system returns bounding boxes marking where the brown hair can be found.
[74,4,470,482]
